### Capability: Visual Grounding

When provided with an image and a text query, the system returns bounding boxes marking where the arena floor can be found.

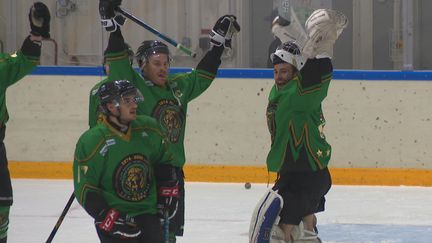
[8,179,432,243]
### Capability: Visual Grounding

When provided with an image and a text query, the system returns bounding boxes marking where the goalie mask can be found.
[135,40,172,67]
[270,41,305,71]
[99,80,144,114]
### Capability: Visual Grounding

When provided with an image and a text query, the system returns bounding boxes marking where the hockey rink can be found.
[7,179,432,243]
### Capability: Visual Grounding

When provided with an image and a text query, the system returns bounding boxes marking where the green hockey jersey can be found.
[266,58,333,172]
[73,115,174,216]
[0,50,39,125]
[88,50,216,167]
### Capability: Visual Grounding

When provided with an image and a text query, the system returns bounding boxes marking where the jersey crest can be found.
[113,153,153,202]
[152,99,185,143]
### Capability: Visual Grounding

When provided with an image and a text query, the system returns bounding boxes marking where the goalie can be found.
[250,9,347,243]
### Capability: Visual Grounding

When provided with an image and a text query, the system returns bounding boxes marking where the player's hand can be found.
[209,15,241,49]
[157,180,179,219]
[155,164,179,219]
[29,2,51,38]
[99,0,125,32]
[95,208,141,239]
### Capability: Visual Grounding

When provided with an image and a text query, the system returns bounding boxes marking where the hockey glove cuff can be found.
[96,208,141,239]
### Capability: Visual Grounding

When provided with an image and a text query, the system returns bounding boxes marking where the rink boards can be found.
[5,67,432,186]
[8,161,432,186]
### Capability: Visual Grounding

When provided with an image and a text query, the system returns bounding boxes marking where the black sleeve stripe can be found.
[82,189,108,219]
[105,29,126,54]
[299,58,333,89]
[20,36,41,58]
[196,46,224,74]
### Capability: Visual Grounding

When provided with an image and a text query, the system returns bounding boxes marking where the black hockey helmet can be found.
[135,40,171,67]
[98,80,143,113]
[270,41,305,70]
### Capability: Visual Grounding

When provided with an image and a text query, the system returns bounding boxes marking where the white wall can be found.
[5,76,432,169]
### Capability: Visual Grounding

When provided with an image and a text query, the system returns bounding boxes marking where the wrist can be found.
[29,34,43,42]
[99,208,120,232]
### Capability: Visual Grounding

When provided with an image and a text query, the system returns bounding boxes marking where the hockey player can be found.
[95,0,240,242]
[73,79,179,243]
[88,43,134,128]
[0,2,50,243]
[250,9,347,243]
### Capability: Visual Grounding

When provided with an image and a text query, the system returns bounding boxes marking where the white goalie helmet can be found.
[270,41,305,71]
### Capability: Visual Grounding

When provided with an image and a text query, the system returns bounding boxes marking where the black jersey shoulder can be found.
[299,58,333,88]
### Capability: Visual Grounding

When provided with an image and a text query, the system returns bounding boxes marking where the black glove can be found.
[95,208,141,239]
[112,0,123,8]
[209,15,240,48]
[29,2,51,38]
[99,0,126,32]
[155,164,179,219]
[157,180,179,219]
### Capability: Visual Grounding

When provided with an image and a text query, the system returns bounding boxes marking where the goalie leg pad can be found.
[249,189,284,243]
[291,221,321,243]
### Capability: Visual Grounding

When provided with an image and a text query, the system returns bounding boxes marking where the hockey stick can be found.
[45,193,75,243]
[163,210,170,243]
[115,7,197,58]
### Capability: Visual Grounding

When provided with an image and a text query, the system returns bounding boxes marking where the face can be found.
[273,62,297,89]
[104,63,110,75]
[107,94,139,124]
[141,54,170,87]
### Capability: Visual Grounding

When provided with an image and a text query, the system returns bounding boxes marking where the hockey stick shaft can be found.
[164,210,170,243]
[115,7,197,58]
[45,193,75,243]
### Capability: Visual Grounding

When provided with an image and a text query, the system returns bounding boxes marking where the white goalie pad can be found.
[291,221,321,242]
[249,189,284,243]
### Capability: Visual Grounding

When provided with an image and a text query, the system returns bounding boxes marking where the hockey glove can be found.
[29,2,51,38]
[95,208,141,239]
[155,164,179,219]
[209,15,241,49]
[111,0,123,8]
[99,0,126,32]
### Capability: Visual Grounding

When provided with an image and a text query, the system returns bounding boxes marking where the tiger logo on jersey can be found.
[152,99,185,143]
[114,153,153,202]
[266,102,278,145]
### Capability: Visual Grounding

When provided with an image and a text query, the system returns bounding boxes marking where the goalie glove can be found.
[209,15,241,49]
[303,9,348,59]
[95,208,141,239]
[29,2,51,38]
[99,0,126,32]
